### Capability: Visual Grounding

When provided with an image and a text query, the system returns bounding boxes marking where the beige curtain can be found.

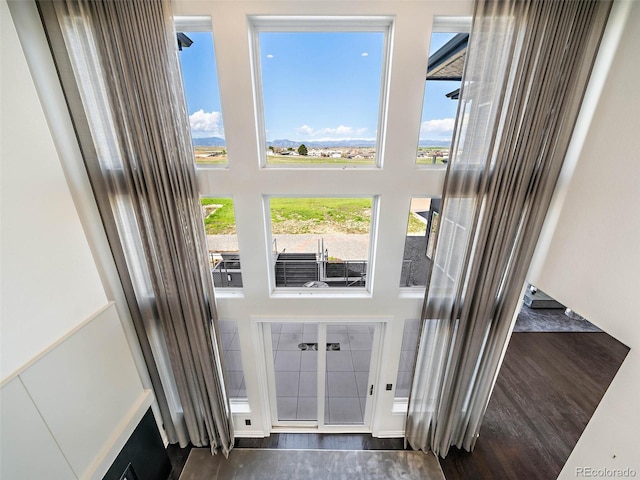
[40,0,234,456]
[406,0,612,457]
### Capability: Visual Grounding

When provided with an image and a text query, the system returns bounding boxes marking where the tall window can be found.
[253,18,391,167]
[178,31,228,166]
[416,32,465,165]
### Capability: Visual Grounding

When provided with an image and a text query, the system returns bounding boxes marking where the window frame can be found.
[249,16,394,169]
[264,194,379,296]
[175,17,230,170]
[201,195,245,294]
[415,16,472,169]
[170,7,475,437]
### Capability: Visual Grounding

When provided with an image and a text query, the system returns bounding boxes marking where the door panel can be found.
[269,322,318,422]
[264,321,381,430]
[324,324,375,425]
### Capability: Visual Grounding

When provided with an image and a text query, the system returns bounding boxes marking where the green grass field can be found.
[407,214,427,234]
[201,197,425,235]
[201,198,236,234]
[270,197,371,234]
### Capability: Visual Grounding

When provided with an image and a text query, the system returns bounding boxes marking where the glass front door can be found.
[264,321,381,430]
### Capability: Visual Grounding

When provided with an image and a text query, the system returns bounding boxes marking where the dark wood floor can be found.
[439,332,629,480]
[167,332,628,480]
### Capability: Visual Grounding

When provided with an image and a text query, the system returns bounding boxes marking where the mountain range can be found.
[192,136,450,148]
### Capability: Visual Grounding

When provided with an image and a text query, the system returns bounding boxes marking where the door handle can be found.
[369,385,374,396]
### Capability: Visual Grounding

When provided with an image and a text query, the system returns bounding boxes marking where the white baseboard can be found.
[373,431,404,438]
[234,430,269,438]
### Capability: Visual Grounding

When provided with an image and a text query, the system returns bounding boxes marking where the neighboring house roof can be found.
[446,88,460,100]
[177,32,193,51]
[426,33,469,81]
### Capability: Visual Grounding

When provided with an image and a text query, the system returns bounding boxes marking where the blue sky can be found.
[260,31,382,142]
[179,31,460,143]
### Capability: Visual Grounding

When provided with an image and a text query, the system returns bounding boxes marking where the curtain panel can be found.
[39,0,234,456]
[406,0,612,457]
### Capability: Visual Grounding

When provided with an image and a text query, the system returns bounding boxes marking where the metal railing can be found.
[274,257,368,287]
[212,258,242,287]
[274,259,320,287]
[324,260,367,287]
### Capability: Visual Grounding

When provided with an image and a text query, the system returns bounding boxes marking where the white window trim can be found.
[432,16,472,33]
[248,16,394,169]
[264,194,379,296]
[175,17,231,171]
[174,16,213,32]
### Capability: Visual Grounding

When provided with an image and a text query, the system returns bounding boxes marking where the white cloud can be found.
[361,52,369,57]
[323,125,355,135]
[293,124,371,141]
[266,54,274,59]
[318,125,365,136]
[419,118,455,139]
[294,124,314,136]
[189,109,224,138]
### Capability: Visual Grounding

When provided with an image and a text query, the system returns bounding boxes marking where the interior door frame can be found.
[253,316,387,433]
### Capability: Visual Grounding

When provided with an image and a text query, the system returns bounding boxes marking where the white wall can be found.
[0,0,107,379]
[1,304,152,480]
[529,0,640,475]
[1,2,156,478]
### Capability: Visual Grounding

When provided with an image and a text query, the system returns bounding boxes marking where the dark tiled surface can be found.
[514,304,602,332]
[179,448,444,480]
